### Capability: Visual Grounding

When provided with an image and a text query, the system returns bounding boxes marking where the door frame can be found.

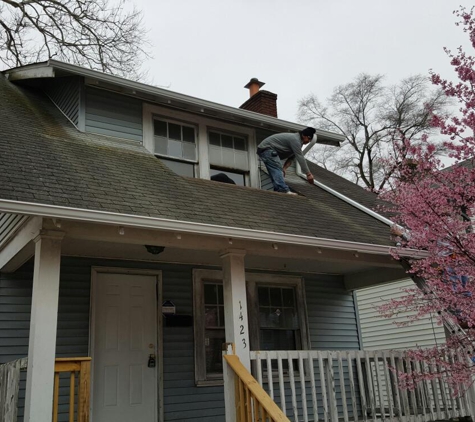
[89,267,164,422]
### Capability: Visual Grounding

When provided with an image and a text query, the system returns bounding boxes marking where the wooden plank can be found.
[287,352,299,422]
[278,355,286,415]
[326,352,338,422]
[266,353,274,401]
[337,351,349,422]
[308,355,319,422]
[318,351,329,422]
[417,360,431,421]
[381,351,394,420]
[355,353,368,422]
[396,353,410,419]
[389,352,402,419]
[404,355,418,422]
[54,362,81,372]
[429,359,441,420]
[53,372,60,422]
[224,355,290,422]
[239,379,246,422]
[364,351,377,422]
[78,360,91,422]
[373,352,386,422]
[256,352,263,387]
[346,352,358,422]
[298,352,308,422]
[246,386,252,421]
[69,372,75,422]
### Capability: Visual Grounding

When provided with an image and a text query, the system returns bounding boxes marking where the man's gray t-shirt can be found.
[257,133,310,173]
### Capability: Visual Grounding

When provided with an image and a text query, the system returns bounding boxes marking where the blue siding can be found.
[0,259,361,422]
[85,87,143,142]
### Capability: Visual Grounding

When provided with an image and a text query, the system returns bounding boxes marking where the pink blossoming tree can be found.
[379,7,475,394]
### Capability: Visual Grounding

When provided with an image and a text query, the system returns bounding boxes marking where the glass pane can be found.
[209,132,221,146]
[182,126,195,143]
[205,306,219,327]
[160,158,194,177]
[221,134,233,149]
[182,142,196,161]
[259,307,269,327]
[234,137,246,151]
[168,123,182,140]
[258,287,270,306]
[154,136,168,155]
[282,288,295,307]
[218,306,225,328]
[270,288,282,307]
[204,284,218,304]
[260,329,296,351]
[205,329,225,374]
[154,120,167,137]
[168,139,183,158]
[217,285,224,305]
[264,308,283,328]
[282,308,299,329]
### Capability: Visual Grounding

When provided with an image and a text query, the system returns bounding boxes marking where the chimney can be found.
[240,78,278,118]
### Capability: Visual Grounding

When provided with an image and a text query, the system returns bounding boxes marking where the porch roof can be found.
[0,75,394,249]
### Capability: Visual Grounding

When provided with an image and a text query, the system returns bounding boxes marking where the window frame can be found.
[152,115,199,164]
[192,270,310,386]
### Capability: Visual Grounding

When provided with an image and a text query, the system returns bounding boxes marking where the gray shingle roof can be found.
[0,75,393,246]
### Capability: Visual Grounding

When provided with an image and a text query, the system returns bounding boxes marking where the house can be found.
[0,61,470,422]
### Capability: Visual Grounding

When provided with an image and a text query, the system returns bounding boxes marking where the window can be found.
[208,130,249,172]
[193,271,309,385]
[153,117,197,176]
[210,168,246,186]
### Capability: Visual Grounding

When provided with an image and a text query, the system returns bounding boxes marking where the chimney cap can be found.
[244,78,265,89]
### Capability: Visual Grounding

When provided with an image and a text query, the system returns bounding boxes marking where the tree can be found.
[0,0,148,79]
[379,6,475,393]
[298,73,449,193]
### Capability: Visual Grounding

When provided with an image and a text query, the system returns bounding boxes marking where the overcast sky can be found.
[134,0,473,123]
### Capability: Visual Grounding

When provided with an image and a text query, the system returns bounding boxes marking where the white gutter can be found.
[0,199,424,258]
[299,137,396,227]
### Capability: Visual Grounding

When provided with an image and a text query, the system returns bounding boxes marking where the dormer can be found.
[3,61,344,189]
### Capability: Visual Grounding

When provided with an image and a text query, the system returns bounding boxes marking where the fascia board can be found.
[0,199,426,258]
[10,60,343,146]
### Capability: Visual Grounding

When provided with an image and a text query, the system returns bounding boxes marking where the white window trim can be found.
[192,269,310,386]
[143,103,260,187]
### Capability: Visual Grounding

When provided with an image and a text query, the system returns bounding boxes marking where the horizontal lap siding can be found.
[356,279,445,350]
[85,87,143,142]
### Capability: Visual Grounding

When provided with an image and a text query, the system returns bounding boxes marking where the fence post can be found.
[223,343,237,422]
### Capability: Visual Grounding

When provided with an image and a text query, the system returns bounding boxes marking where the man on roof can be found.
[257,127,316,195]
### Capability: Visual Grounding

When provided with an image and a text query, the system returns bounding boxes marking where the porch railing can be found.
[223,347,290,421]
[0,357,91,422]
[250,349,474,422]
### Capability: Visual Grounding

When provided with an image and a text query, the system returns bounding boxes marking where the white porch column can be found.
[24,230,64,422]
[220,249,250,370]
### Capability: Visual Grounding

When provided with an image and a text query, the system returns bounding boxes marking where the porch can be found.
[1,348,473,422]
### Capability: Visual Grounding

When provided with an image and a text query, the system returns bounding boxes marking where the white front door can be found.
[92,272,158,422]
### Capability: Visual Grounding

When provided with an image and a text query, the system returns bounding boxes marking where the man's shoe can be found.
[286,191,298,195]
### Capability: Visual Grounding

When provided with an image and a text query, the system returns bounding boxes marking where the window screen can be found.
[154,118,197,161]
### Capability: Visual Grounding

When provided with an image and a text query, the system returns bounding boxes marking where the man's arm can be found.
[290,138,314,184]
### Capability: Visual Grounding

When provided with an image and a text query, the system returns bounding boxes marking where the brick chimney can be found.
[240,78,278,118]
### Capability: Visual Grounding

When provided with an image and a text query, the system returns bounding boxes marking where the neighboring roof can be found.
[3,60,344,147]
[0,75,393,247]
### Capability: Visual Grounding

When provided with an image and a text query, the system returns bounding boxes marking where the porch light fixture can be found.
[316,248,322,254]
[118,226,125,235]
[228,238,233,244]
[144,245,165,255]
[176,233,182,239]
[272,243,278,250]
[353,252,359,258]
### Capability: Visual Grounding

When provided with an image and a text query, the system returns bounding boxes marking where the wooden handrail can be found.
[223,354,290,422]
[53,357,91,422]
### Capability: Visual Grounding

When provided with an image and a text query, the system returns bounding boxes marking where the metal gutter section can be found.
[0,199,424,258]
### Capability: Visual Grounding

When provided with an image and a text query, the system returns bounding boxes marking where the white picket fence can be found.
[250,350,475,422]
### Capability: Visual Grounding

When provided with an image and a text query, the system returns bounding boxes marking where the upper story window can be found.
[153,117,197,176]
[208,130,249,172]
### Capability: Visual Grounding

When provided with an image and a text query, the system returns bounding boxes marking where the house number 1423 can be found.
[239,301,246,349]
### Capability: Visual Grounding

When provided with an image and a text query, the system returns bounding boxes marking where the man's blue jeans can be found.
[258,149,290,193]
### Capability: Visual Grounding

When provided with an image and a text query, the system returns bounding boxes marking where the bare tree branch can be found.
[0,0,150,79]
[298,73,450,193]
